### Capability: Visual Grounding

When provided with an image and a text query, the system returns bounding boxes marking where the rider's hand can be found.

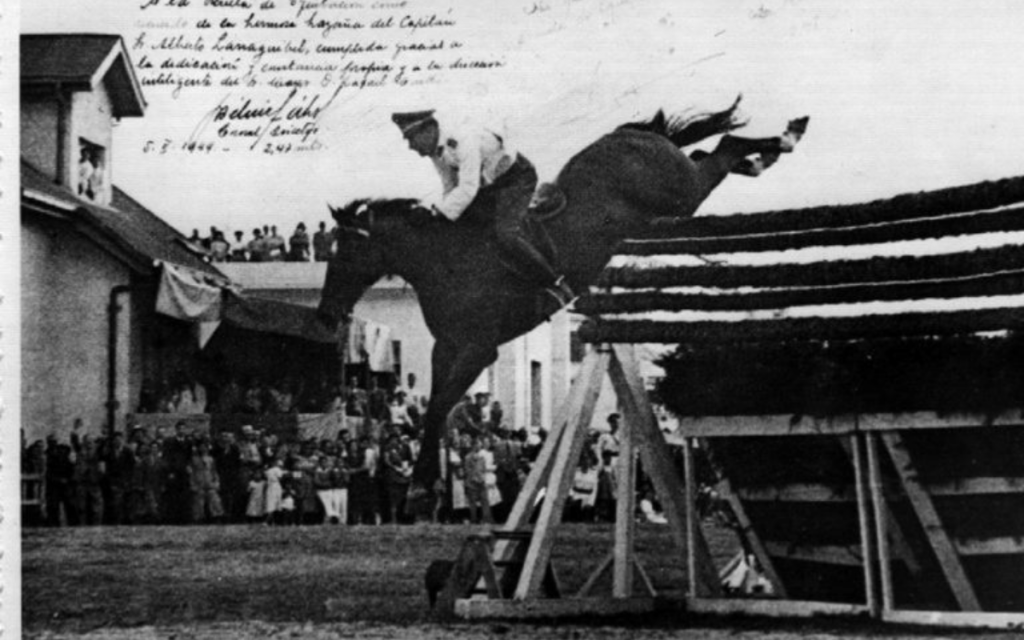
[409,205,434,227]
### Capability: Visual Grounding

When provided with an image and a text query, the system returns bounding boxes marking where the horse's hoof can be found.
[780,116,810,151]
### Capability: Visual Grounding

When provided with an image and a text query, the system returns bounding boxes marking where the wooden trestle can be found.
[449,344,717,620]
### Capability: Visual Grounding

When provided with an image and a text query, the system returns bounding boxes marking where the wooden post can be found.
[608,344,721,597]
[514,348,606,599]
[881,432,981,611]
[850,433,879,617]
[866,432,894,612]
[613,399,636,597]
[839,437,921,578]
[683,437,699,598]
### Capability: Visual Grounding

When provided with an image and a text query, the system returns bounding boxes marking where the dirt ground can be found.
[20,523,1024,639]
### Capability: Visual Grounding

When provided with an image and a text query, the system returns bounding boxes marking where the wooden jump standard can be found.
[448,175,1024,629]
[445,342,717,619]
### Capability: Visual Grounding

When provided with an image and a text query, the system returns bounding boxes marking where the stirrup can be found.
[546,276,576,308]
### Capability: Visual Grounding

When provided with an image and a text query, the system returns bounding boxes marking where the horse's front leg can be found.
[414,340,499,490]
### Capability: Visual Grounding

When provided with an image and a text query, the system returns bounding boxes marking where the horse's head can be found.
[316,197,426,329]
[316,199,387,329]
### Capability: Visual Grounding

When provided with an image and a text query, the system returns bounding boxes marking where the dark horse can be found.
[318,98,808,496]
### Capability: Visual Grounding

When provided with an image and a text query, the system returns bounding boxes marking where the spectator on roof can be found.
[288,223,310,261]
[313,221,333,261]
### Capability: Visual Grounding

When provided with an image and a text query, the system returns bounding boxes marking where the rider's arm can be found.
[434,132,482,221]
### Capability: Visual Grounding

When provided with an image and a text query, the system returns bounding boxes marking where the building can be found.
[219,262,574,431]
[20,34,228,441]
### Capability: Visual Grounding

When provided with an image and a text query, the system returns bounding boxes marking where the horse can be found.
[318,97,808,499]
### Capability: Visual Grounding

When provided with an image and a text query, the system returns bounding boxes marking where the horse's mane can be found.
[617,94,748,148]
[362,198,421,216]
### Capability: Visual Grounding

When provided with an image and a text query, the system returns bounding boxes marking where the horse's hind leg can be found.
[692,116,808,196]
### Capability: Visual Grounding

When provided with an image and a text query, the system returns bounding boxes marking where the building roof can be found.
[21,34,146,117]
[22,159,224,279]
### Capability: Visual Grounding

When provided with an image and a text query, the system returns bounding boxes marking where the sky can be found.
[20,0,1024,239]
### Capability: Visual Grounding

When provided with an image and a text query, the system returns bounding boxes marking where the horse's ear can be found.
[651,109,667,135]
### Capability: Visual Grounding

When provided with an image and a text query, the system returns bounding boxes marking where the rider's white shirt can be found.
[429,113,517,221]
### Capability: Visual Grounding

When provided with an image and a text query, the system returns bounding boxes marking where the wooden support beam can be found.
[686,597,870,619]
[881,432,981,611]
[634,557,657,597]
[882,610,1024,630]
[707,468,788,599]
[763,542,864,567]
[955,536,1024,556]
[608,344,721,597]
[866,432,894,613]
[576,552,614,598]
[455,596,674,620]
[514,349,607,599]
[614,401,637,597]
[735,483,860,503]
[677,414,859,438]
[496,348,606,563]
[850,433,879,616]
[676,411,1024,438]
[929,476,1024,496]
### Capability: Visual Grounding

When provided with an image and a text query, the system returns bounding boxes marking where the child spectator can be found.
[264,458,285,525]
[463,436,493,525]
[246,467,267,524]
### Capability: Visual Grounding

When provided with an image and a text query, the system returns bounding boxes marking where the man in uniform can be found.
[392,110,575,306]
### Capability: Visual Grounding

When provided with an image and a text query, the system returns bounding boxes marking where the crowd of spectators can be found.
[187,222,338,264]
[23,376,665,528]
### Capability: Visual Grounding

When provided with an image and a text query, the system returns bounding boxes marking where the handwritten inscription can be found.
[133,0,505,153]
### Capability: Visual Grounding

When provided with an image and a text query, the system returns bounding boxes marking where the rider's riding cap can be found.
[392,110,436,136]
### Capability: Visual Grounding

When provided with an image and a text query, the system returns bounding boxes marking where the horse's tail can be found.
[618,94,747,148]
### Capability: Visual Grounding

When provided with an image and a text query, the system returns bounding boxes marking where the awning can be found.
[155,263,393,369]
[221,293,339,344]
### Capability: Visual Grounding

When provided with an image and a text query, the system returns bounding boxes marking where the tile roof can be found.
[22,159,224,279]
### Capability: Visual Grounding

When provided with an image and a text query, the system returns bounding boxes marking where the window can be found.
[391,340,402,382]
[77,139,106,202]
[530,360,542,426]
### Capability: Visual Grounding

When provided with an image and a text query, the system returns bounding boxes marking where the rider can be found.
[392,109,575,307]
